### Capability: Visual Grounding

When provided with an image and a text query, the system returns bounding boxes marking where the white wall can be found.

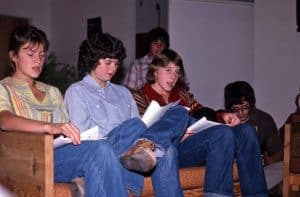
[254,0,300,127]
[0,0,52,40]
[169,0,254,109]
[0,0,136,79]
[136,0,168,33]
[51,0,136,69]
[169,0,300,127]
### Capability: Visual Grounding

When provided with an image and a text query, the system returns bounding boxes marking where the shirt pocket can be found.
[113,99,132,121]
[87,100,108,130]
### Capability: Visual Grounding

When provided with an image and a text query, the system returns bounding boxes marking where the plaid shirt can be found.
[0,77,69,123]
[123,54,152,90]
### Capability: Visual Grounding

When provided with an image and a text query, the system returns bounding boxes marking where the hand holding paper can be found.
[54,126,105,148]
[187,117,221,134]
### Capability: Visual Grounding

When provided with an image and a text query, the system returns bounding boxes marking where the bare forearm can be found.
[0,111,49,134]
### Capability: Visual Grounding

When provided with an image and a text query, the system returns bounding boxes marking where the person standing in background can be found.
[123,27,169,90]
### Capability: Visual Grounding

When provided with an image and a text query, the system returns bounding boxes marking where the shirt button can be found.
[96,105,99,108]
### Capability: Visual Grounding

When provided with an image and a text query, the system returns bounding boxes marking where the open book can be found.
[141,100,180,127]
[187,117,221,133]
[54,126,106,148]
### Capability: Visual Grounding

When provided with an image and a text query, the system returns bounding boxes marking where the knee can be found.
[122,118,146,133]
[239,123,258,139]
[235,123,260,145]
[212,125,235,145]
[169,105,188,117]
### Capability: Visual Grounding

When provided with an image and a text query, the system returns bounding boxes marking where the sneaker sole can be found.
[120,148,157,173]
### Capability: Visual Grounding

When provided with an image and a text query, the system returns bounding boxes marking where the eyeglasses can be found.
[231,103,250,113]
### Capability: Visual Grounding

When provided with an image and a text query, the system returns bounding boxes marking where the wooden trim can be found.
[283,123,291,196]
[0,131,54,196]
[45,134,54,197]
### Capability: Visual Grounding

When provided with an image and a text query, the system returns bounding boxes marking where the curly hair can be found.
[78,33,126,77]
[146,49,189,90]
[224,81,256,110]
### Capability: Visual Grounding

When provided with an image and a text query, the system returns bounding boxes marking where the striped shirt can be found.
[0,77,68,123]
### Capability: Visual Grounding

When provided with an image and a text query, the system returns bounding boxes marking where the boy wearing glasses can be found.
[224,81,283,194]
[224,81,282,166]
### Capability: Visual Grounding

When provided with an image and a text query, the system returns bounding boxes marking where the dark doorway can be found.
[0,15,28,79]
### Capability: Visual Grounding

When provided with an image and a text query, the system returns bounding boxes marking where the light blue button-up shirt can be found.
[64,75,140,137]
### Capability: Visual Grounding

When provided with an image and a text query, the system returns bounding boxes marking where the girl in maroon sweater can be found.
[131,49,268,196]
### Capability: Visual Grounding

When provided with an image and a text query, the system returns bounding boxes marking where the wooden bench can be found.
[0,131,240,196]
[283,114,300,196]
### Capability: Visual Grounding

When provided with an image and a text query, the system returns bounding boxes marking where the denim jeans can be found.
[107,105,189,196]
[178,125,235,196]
[54,140,127,197]
[232,124,268,197]
[178,123,268,197]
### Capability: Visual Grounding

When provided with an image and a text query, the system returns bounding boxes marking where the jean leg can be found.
[178,125,235,196]
[106,117,146,195]
[141,106,189,150]
[107,117,146,155]
[54,140,127,197]
[232,123,268,197]
[151,145,183,197]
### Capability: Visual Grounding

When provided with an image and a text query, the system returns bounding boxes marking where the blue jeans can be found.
[54,140,127,197]
[232,124,268,197]
[178,124,268,197]
[107,105,189,196]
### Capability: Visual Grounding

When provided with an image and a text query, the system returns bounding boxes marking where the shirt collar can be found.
[82,74,111,92]
[10,77,47,92]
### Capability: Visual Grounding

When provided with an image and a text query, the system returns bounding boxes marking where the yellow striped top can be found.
[0,77,68,123]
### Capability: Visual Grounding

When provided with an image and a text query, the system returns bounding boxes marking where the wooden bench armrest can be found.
[283,114,300,196]
[0,131,54,197]
[0,130,242,197]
